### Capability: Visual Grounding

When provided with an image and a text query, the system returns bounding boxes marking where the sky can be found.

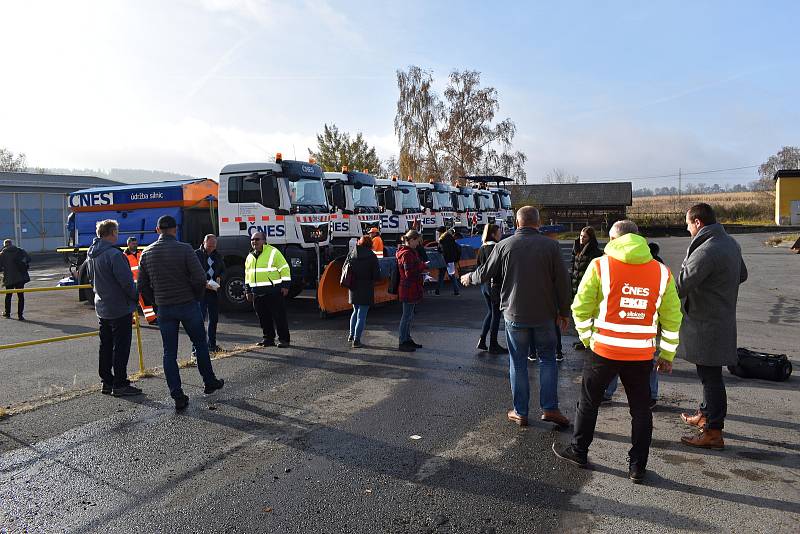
[1,0,798,188]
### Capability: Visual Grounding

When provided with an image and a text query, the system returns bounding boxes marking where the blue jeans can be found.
[605,357,659,400]
[437,267,461,294]
[158,301,218,398]
[506,321,559,416]
[349,304,370,341]
[193,290,219,355]
[398,302,416,343]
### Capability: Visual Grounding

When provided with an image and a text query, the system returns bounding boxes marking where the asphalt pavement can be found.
[1,233,798,533]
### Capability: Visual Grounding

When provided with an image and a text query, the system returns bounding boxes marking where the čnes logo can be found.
[619,283,650,311]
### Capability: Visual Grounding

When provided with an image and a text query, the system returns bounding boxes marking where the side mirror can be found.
[332,183,347,211]
[384,189,397,211]
[257,173,281,210]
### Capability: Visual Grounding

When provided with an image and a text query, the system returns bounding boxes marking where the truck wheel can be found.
[220,265,251,312]
[286,281,304,299]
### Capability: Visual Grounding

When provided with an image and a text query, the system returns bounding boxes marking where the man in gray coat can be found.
[461,206,572,428]
[86,220,142,397]
[677,203,747,449]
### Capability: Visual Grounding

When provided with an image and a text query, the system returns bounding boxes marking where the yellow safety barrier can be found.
[0,284,145,373]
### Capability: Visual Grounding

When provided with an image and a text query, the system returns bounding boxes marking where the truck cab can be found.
[323,169,381,256]
[451,185,477,236]
[216,156,331,309]
[473,188,500,233]
[375,177,422,245]
[490,187,514,233]
[416,181,457,240]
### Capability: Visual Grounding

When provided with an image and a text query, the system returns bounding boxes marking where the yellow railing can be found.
[0,284,145,373]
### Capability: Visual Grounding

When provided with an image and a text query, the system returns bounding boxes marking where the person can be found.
[123,236,157,324]
[603,241,665,408]
[569,227,604,353]
[677,203,747,450]
[368,227,384,259]
[553,220,682,483]
[0,238,31,320]
[346,235,382,348]
[86,220,142,397]
[476,223,505,354]
[791,235,800,254]
[244,231,291,348]
[461,206,572,428]
[124,236,139,258]
[435,227,461,296]
[397,229,426,352]
[195,234,225,352]
[138,215,224,410]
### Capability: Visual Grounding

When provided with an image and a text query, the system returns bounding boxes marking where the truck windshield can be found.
[461,194,476,210]
[478,195,494,210]
[351,184,377,208]
[499,193,512,209]
[435,192,453,210]
[401,187,420,210]
[288,178,327,207]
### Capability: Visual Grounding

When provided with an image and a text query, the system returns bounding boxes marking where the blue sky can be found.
[1,0,797,187]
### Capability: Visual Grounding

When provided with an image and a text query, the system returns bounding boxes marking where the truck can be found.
[322,168,381,256]
[416,181,458,241]
[374,177,423,245]
[463,176,515,235]
[451,184,479,236]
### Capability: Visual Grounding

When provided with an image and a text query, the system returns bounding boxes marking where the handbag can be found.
[728,348,792,381]
[340,256,354,289]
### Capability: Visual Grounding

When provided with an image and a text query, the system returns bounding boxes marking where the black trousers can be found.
[696,365,726,430]
[4,282,25,317]
[253,290,290,343]
[480,289,501,346]
[98,313,133,387]
[572,351,653,466]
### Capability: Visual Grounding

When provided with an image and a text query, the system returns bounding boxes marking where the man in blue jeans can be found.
[138,215,224,410]
[462,206,572,427]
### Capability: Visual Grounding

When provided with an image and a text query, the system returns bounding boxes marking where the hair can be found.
[96,219,119,238]
[402,229,421,244]
[516,206,540,227]
[3,239,12,247]
[436,226,446,234]
[687,203,716,225]
[609,219,639,238]
[203,234,217,242]
[357,235,373,248]
[580,226,596,241]
[482,223,500,243]
[648,242,660,256]
[126,236,137,243]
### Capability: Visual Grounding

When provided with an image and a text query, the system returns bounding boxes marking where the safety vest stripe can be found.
[579,330,593,340]
[267,248,277,271]
[660,329,679,341]
[594,319,658,334]
[130,266,139,271]
[660,340,678,352]
[597,256,611,321]
[652,262,669,321]
[574,317,594,329]
[593,333,655,349]
[279,265,290,272]
[280,276,292,282]
[249,280,277,287]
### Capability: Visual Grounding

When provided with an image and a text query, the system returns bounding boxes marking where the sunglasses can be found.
[250,238,262,242]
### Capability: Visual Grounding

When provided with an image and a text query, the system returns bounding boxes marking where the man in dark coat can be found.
[677,203,747,450]
[346,235,382,348]
[436,227,462,296]
[194,234,225,352]
[0,239,31,320]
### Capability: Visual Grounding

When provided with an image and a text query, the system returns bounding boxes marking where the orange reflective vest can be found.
[589,256,670,360]
[372,235,384,259]
[124,250,141,280]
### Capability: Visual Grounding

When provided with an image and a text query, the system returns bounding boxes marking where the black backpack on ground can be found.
[728,348,792,382]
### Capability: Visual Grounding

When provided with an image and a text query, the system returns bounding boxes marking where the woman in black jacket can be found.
[347,235,382,348]
[570,226,603,351]
[476,224,505,354]
[435,227,462,296]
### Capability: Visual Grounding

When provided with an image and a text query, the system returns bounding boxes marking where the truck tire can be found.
[220,265,251,312]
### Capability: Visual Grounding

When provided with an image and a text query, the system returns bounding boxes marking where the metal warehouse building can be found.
[0,171,120,252]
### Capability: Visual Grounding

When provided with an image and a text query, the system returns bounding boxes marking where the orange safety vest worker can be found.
[124,248,157,324]
[369,230,384,259]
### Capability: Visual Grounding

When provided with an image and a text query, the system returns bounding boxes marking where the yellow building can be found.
[774,170,800,225]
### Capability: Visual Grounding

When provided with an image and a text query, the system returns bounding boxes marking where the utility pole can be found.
[678,167,682,206]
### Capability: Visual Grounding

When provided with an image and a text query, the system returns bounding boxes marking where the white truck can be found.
[416,181,458,241]
[323,169,381,256]
[451,184,479,236]
[374,177,423,245]
[215,156,332,310]
[490,186,515,233]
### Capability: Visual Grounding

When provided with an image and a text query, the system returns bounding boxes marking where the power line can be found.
[577,164,760,183]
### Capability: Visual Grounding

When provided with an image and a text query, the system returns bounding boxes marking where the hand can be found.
[460,274,472,286]
[557,315,569,332]
[656,357,673,374]
[246,293,254,303]
[280,288,289,297]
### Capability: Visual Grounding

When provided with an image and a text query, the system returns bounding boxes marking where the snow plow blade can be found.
[317,257,398,316]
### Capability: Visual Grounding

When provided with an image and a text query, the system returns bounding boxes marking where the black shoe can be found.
[488,344,507,355]
[348,335,354,342]
[408,339,422,348]
[101,383,113,395]
[352,340,363,348]
[434,289,440,295]
[1,313,9,318]
[601,395,613,403]
[112,384,142,397]
[552,443,589,468]
[204,378,225,394]
[649,398,657,410]
[476,339,488,351]
[556,351,564,362]
[257,340,276,347]
[527,354,538,362]
[174,393,189,411]
[573,341,586,351]
[17,316,25,321]
[398,342,416,352]
[629,462,646,483]
[453,291,460,296]
[208,344,223,353]
[277,340,290,348]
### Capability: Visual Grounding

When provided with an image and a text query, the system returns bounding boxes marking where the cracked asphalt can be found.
[1,233,798,533]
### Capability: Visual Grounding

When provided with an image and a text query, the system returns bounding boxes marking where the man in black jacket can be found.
[0,239,31,320]
[138,216,224,410]
[195,234,225,352]
[461,207,571,428]
[435,227,461,296]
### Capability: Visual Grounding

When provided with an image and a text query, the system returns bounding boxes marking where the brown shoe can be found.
[507,409,528,427]
[680,411,707,428]
[541,410,570,428]
[681,428,724,450]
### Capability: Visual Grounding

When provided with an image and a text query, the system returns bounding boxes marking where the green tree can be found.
[0,147,27,171]
[309,124,383,174]
[756,146,800,191]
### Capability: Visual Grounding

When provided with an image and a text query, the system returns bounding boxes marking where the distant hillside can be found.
[45,168,198,184]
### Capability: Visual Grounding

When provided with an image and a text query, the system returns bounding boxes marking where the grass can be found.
[630,191,775,225]
[0,407,7,419]
[764,233,800,247]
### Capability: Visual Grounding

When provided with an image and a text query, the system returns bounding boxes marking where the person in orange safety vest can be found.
[368,226,384,259]
[123,237,157,324]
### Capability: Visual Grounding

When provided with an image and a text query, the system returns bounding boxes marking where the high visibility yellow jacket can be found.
[571,233,682,361]
[244,244,291,294]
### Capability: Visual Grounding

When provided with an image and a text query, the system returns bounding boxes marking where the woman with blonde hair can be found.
[476,223,505,354]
